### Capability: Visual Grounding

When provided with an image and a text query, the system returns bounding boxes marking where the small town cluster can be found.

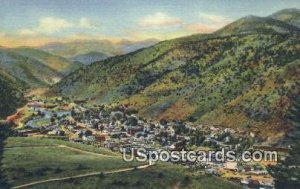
[8,97,289,189]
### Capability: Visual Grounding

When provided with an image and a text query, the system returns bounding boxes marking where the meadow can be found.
[1,137,142,187]
[27,163,242,189]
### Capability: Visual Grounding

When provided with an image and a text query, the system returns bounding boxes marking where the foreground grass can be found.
[28,163,241,189]
[1,137,142,187]
[4,137,116,156]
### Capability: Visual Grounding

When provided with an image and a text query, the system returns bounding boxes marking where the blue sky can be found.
[0,0,299,47]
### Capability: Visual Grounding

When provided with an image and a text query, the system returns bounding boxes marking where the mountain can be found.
[0,48,81,87]
[0,48,62,87]
[70,51,110,65]
[51,10,300,139]
[270,8,300,28]
[0,68,26,118]
[117,38,160,54]
[12,48,81,74]
[214,15,300,36]
[40,39,159,58]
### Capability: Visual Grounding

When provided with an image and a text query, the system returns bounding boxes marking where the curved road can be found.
[7,145,152,188]
[12,164,152,189]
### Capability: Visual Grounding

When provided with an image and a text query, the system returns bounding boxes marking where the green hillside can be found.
[0,137,141,187]
[28,163,241,189]
[70,51,110,65]
[12,47,81,74]
[51,10,300,138]
[0,69,26,118]
[215,16,300,36]
[0,48,81,87]
[270,8,300,28]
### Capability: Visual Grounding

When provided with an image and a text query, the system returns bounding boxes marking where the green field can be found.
[29,118,51,127]
[0,137,242,189]
[1,137,141,187]
[4,137,116,156]
[28,163,241,189]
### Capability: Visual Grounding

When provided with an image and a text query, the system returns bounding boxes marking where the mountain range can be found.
[39,39,159,59]
[0,38,158,118]
[50,9,300,140]
[1,9,299,140]
[0,47,81,88]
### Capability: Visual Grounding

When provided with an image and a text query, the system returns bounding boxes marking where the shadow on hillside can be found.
[0,120,13,189]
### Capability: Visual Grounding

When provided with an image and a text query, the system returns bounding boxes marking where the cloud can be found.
[199,13,232,28]
[79,17,98,29]
[19,17,73,35]
[184,23,215,33]
[139,12,182,27]
[19,17,99,36]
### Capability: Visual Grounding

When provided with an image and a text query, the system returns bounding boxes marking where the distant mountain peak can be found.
[270,8,300,28]
[214,13,300,36]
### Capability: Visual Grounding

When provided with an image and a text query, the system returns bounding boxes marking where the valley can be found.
[1,96,264,189]
[0,7,300,189]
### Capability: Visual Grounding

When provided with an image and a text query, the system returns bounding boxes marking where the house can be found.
[83,135,96,142]
[241,179,249,185]
[74,123,86,129]
[135,131,147,138]
[72,138,83,143]
[224,162,238,171]
[27,101,44,108]
[166,127,175,136]
[95,134,109,142]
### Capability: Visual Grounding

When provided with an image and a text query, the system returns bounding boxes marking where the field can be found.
[27,163,242,189]
[0,137,242,189]
[1,137,142,187]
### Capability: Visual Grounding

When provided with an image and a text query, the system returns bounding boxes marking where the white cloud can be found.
[79,17,98,29]
[199,13,232,28]
[19,17,99,36]
[139,12,182,27]
[19,17,73,35]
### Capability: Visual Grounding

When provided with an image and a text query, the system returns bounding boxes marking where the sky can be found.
[0,0,299,47]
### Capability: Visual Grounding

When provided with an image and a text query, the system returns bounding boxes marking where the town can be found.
[7,96,287,189]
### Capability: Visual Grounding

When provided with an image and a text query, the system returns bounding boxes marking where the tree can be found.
[0,121,15,188]
[270,95,300,189]
[99,125,105,132]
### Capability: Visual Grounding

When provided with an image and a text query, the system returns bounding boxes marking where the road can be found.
[6,144,151,188]
[12,164,152,189]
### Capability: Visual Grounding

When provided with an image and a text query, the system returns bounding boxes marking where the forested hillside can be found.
[0,69,26,118]
[51,9,300,138]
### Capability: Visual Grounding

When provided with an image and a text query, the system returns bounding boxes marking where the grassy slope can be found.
[1,138,241,189]
[1,137,141,187]
[28,163,241,189]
